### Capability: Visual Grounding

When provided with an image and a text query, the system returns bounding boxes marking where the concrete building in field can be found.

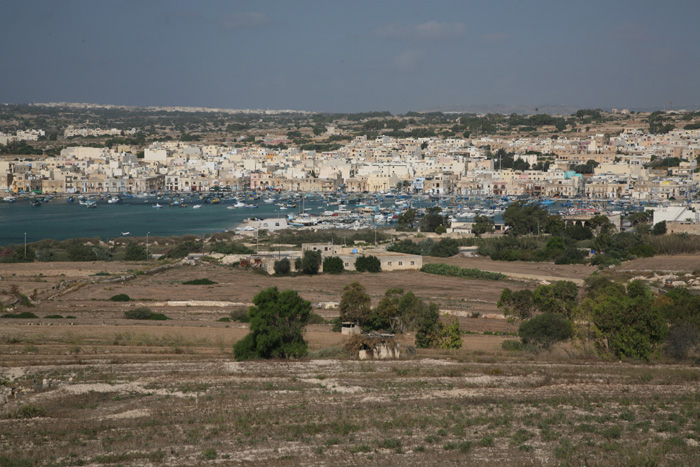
[300,243,422,272]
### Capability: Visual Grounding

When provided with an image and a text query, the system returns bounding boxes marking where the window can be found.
[388,261,392,266]
[410,261,415,265]
[398,261,403,266]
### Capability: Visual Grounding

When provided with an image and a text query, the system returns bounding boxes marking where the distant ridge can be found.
[24,102,314,115]
[422,104,584,116]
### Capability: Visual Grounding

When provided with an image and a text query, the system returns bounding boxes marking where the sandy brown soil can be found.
[2,261,529,331]
[2,355,699,466]
[614,255,700,273]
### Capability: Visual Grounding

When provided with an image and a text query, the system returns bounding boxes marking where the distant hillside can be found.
[423,104,584,116]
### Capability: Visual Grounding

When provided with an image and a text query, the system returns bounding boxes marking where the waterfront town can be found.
[1,113,698,198]
[2,107,700,234]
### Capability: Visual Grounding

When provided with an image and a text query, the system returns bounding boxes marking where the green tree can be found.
[440,320,463,349]
[322,256,344,274]
[589,280,667,361]
[587,215,615,236]
[472,215,495,237]
[419,207,449,233]
[66,242,96,261]
[533,281,579,318]
[339,282,372,326]
[397,291,430,330]
[498,288,535,320]
[387,239,420,255]
[124,242,148,261]
[502,201,559,236]
[355,255,381,272]
[415,303,442,348]
[369,288,404,331]
[652,221,667,236]
[397,208,417,229]
[429,238,459,257]
[233,287,311,360]
[519,313,573,349]
[273,258,291,275]
[300,250,322,275]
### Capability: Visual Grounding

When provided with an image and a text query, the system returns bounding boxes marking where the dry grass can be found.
[2,357,700,466]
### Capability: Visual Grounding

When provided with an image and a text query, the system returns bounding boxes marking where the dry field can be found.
[2,354,700,466]
[1,260,535,332]
[614,255,700,274]
[1,259,700,465]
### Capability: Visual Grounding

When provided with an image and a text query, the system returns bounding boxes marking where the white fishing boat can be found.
[193,204,202,209]
[2,196,16,202]
[152,203,163,209]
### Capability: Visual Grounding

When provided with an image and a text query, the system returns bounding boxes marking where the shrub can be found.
[183,278,217,285]
[124,243,148,261]
[519,313,573,349]
[387,239,420,255]
[421,263,506,281]
[273,258,291,275]
[665,325,699,360]
[123,307,169,320]
[109,294,131,302]
[355,255,381,273]
[434,225,447,235]
[429,238,459,257]
[501,340,523,351]
[440,320,463,350]
[1,312,39,319]
[66,242,96,261]
[322,256,344,274]
[229,308,250,323]
[35,248,55,262]
[307,312,327,325]
[8,405,46,419]
[44,314,64,319]
[164,240,201,259]
[647,233,700,255]
[208,242,253,255]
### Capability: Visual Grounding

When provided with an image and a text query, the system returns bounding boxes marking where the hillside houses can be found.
[1,126,699,204]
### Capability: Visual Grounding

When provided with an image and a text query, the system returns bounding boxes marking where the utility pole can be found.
[146,232,150,260]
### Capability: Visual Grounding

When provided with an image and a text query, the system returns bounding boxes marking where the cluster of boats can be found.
[1,190,661,232]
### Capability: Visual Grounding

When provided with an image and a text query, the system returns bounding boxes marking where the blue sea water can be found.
[0,198,320,245]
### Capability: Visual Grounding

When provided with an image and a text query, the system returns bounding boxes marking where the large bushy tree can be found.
[322,256,344,274]
[339,282,372,326]
[587,280,667,361]
[300,249,322,275]
[519,313,573,349]
[233,287,311,360]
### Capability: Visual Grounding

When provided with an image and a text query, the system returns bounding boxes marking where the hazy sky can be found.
[2,0,699,113]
